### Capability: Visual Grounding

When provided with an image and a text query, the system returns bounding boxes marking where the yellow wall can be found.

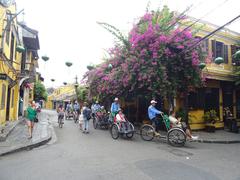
[0,4,24,124]
[45,84,76,110]
[0,81,8,124]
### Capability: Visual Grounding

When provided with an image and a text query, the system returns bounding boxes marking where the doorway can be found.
[6,87,11,121]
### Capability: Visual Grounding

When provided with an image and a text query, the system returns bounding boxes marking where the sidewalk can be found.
[0,113,52,156]
[193,130,240,144]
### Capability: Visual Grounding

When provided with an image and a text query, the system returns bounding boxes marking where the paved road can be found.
[0,110,240,180]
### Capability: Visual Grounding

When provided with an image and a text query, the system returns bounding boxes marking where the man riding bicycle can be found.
[57,104,65,123]
[111,98,120,117]
[148,100,163,136]
[73,100,80,120]
[91,101,101,118]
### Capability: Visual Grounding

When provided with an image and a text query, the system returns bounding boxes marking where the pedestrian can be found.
[26,101,37,139]
[82,102,91,133]
[79,107,84,130]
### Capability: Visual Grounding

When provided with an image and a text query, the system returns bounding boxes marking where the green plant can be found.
[203,110,218,124]
[34,81,47,101]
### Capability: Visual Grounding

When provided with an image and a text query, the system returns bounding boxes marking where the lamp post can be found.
[74,75,79,101]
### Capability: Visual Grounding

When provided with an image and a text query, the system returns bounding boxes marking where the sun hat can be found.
[114,97,119,101]
[150,100,157,104]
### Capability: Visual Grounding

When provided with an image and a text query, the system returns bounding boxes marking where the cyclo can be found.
[93,108,110,129]
[140,113,187,147]
[110,109,135,140]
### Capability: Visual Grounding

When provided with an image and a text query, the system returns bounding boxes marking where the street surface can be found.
[0,110,240,180]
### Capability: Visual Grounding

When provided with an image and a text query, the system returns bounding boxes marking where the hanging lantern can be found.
[42,55,49,62]
[214,57,224,65]
[108,63,113,70]
[198,62,206,69]
[16,45,25,53]
[87,65,94,70]
[65,62,73,67]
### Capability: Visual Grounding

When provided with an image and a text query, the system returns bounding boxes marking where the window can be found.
[195,36,209,53]
[1,84,6,110]
[231,45,240,65]
[211,40,228,63]
[10,33,15,62]
[11,89,14,108]
[5,14,11,45]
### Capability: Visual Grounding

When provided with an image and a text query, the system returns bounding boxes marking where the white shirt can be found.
[169,115,181,128]
[116,113,126,122]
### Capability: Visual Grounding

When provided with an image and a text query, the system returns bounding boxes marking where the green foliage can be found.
[203,110,218,124]
[34,81,47,101]
[77,86,88,102]
[97,22,130,49]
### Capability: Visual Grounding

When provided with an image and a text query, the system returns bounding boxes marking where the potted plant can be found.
[203,110,218,132]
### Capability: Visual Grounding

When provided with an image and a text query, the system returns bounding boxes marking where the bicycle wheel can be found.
[59,119,63,128]
[167,128,186,147]
[111,124,119,139]
[140,124,155,141]
[93,118,98,129]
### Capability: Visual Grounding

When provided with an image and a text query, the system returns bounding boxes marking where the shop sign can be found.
[0,73,7,80]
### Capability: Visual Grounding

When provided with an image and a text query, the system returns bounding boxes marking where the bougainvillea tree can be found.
[84,6,206,110]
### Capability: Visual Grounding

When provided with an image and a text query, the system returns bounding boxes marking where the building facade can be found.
[177,18,240,130]
[45,84,77,110]
[0,2,40,125]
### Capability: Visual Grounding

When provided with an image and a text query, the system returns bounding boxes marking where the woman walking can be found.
[26,101,37,139]
[82,102,91,133]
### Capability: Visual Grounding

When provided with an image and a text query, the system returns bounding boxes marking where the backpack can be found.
[83,108,91,120]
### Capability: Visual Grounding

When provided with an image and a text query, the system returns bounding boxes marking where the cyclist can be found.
[57,104,65,124]
[73,100,80,121]
[91,101,101,118]
[169,111,198,140]
[111,97,120,117]
[148,100,163,136]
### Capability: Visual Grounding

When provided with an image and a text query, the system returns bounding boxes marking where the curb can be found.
[135,130,240,144]
[0,128,52,157]
[194,139,240,144]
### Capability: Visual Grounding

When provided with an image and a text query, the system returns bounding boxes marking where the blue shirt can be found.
[91,104,101,113]
[73,103,80,111]
[111,102,120,113]
[148,105,162,120]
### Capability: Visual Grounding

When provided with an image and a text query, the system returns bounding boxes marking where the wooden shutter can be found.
[224,45,228,64]
[1,84,6,110]
[211,40,216,60]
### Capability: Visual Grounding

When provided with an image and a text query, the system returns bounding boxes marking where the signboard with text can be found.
[0,73,7,80]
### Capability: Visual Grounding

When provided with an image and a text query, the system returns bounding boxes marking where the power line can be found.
[169,0,230,42]
[182,14,240,55]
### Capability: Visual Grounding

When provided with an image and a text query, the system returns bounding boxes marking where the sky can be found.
[16,0,240,88]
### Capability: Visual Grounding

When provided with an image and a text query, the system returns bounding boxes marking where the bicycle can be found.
[58,113,64,128]
[140,114,186,147]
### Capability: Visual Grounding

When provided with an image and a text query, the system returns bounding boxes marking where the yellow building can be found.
[121,18,240,131]
[45,84,77,110]
[0,2,40,125]
[177,17,240,130]
[0,2,22,124]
